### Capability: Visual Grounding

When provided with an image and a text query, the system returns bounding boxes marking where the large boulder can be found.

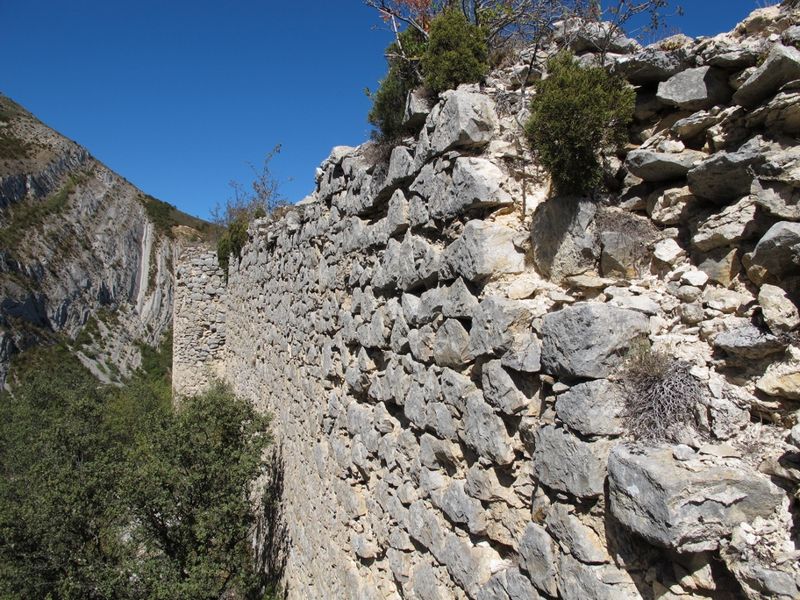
[613,48,690,85]
[746,221,800,285]
[608,445,785,553]
[429,90,498,154]
[532,425,615,498]
[540,304,650,380]
[656,66,732,111]
[429,157,513,220]
[531,197,598,282]
[687,138,766,203]
[441,220,525,283]
[625,148,706,182]
[733,44,800,109]
[691,196,760,251]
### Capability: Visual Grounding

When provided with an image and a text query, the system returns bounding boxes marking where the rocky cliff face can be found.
[0,95,208,383]
[175,4,800,599]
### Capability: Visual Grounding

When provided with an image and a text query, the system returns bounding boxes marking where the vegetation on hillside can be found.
[0,170,89,250]
[138,193,217,240]
[0,338,278,600]
[524,51,634,196]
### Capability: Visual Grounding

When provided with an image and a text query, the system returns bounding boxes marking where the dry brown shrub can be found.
[621,346,704,443]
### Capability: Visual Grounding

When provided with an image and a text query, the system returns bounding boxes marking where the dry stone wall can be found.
[174,5,800,599]
[173,247,227,396]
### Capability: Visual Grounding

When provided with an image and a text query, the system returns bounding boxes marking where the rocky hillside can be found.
[0,95,212,384]
[175,3,800,599]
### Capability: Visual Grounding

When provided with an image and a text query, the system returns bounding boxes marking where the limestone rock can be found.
[432,480,487,535]
[557,553,640,600]
[752,178,800,221]
[442,277,479,319]
[647,186,698,225]
[540,304,650,380]
[555,379,626,437]
[433,319,471,369]
[429,90,498,154]
[500,332,542,374]
[430,157,513,220]
[461,391,515,465]
[531,197,598,282]
[656,66,732,110]
[746,221,800,285]
[441,220,525,283]
[405,87,433,129]
[692,196,759,251]
[519,523,558,597]
[469,297,535,359]
[696,247,741,287]
[756,348,800,399]
[625,148,705,182]
[758,283,800,333]
[714,325,785,359]
[532,425,615,498]
[653,238,685,265]
[733,44,800,109]
[608,445,785,553]
[545,504,608,564]
[477,567,542,600]
[613,48,690,84]
[688,138,766,203]
[482,360,531,415]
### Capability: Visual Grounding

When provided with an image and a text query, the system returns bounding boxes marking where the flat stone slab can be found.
[608,445,785,553]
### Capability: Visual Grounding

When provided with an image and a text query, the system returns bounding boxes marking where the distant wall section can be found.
[172,247,227,397]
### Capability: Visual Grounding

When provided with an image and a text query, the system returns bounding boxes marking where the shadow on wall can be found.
[254,443,291,599]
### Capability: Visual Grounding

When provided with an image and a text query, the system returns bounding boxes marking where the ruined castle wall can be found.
[173,246,227,397]
[174,6,800,598]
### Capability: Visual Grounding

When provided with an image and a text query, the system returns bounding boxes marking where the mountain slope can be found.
[0,94,213,384]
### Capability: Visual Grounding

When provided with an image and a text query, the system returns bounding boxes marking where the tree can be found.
[368,27,428,141]
[524,52,634,196]
[421,9,489,93]
[0,344,276,600]
[365,1,681,55]
[123,383,272,600]
[0,346,132,600]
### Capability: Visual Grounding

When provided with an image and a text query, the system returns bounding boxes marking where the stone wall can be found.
[174,5,800,599]
[173,246,227,397]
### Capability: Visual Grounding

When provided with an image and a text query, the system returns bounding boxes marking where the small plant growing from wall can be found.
[368,28,428,142]
[524,51,634,196]
[620,344,704,443]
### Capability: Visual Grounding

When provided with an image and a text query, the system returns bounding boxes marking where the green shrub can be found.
[368,28,427,142]
[524,52,635,196]
[421,9,489,94]
[217,217,248,276]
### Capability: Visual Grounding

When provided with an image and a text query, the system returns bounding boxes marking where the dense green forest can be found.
[0,336,278,600]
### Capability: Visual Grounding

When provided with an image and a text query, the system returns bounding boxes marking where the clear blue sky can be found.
[1,0,772,220]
